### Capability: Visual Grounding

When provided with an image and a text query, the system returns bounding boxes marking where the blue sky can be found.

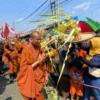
[0,0,100,33]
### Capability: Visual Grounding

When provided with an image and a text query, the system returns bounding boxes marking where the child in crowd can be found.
[69,59,84,100]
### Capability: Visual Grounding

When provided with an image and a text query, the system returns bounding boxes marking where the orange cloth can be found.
[69,84,83,96]
[4,44,11,54]
[4,44,18,74]
[79,49,87,67]
[15,41,24,51]
[8,50,19,74]
[2,54,9,64]
[69,67,83,96]
[15,41,25,64]
[17,43,47,100]
[79,49,87,57]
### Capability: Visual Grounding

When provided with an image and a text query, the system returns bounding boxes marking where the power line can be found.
[18,0,48,23]
[33,0,72,20]
[16,2,50,31]
[20,4,65,32]
[3,0,25,11]
[16,0,33,19]
[22,0,100,32]
[17,4,50,31]
[19,0,73,32]
[18,0,70,24]
[18,0,69,29]
[33,0,66,17]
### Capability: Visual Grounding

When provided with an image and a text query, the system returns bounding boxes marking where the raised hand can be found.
[37,53,46,63]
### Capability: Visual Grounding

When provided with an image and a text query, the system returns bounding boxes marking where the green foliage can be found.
[43,86,62,100]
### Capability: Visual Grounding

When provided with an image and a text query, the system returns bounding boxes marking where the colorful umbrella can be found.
[73,16,88,21]
[59,20,95,33]
[72,16,94,21]
[72,16,100,32]
[86,21,100,31]
[57,18,96,42]
[78,21,94,32]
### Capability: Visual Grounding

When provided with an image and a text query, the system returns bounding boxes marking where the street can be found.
[0,71,24,100]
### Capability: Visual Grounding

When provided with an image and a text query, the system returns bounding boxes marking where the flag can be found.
[3,23,16,38]
[3,23,9,38]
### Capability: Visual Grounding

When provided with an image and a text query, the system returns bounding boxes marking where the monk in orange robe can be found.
[15,41,26,65]
[3,39,19,83]
[17,31,48,100]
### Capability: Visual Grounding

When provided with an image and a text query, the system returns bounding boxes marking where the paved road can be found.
[0,72,24,100]
[0,71,70,100]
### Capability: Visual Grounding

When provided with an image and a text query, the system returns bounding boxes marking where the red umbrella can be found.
[78,21,94,32]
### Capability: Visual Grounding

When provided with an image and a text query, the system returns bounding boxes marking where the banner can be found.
[3,23,16,38]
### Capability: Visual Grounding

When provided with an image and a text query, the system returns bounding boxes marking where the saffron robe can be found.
[17,43,47,100]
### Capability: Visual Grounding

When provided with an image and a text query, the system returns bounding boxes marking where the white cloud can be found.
[74,1,91,9]
[71,1,92,15]
[83,5,90,10]
[16,18,23,22]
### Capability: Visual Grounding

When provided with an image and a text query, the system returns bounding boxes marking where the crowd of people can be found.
[0,31,100,100]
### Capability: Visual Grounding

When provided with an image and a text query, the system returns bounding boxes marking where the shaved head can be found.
[30,31,41,47]
[31,31,41,38]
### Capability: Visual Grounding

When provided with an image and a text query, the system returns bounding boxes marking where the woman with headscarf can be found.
[75,37,100,100]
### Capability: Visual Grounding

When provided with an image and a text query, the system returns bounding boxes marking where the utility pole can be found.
[13,21,15,31]
[50,0,56,28]
[50,0,60,27]
[50,0,56,15]
[57,0,60,26]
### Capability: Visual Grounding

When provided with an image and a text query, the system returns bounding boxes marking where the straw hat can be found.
[63,32,96,43]
[73,32,96,42]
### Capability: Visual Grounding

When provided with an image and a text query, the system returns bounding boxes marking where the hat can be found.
[63,32,96,43]
[73,32,96,42]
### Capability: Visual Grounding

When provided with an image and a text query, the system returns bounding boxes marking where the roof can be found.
[19,30,32,38]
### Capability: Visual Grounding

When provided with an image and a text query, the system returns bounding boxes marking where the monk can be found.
[17,31,48,100]
[15,41,26,65]
[3,38,18,83]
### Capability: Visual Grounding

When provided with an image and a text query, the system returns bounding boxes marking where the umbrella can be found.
[86,21,100,31]
[73,16,88,21]
[57,17,96,42]
[78,21,94,32]
[72,16,100,32]
[58,20,95,33]
[72,16,94,21]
